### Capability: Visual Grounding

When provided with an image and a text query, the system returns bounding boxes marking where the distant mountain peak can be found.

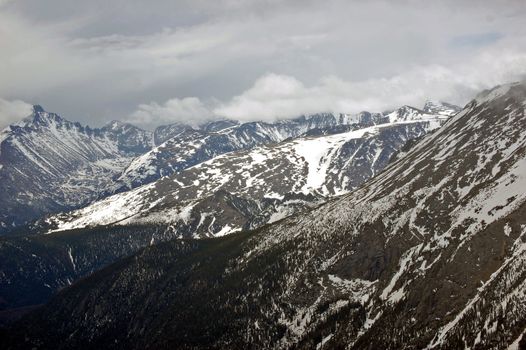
[20,105,67,128]
[400,105,425,113]
[422,100,461,116]
[0,106,155,232]
[32,104,45,113]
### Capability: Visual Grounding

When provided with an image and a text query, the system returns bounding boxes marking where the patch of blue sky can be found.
[449,32,504,48]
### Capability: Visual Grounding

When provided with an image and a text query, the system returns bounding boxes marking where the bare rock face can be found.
[0,106,153,233]
[3,83,525,349]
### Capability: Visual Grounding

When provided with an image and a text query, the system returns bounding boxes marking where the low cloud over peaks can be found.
[0,98,33,129]
[128,47,526,127]
[211,45,526,123]
[127,97,214,128]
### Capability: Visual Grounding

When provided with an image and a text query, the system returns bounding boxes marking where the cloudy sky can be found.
[1,0,526,129]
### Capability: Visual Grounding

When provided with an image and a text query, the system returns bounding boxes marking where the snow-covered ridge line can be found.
[1,101,458,233]
[44,116,446,236]
[112,103,455,193]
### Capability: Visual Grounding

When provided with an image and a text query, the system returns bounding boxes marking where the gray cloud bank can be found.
[1,0,526,129]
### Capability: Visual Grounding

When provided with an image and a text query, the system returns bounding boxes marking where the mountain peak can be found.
[105,119,124,127]
[20,105,66,127]
[32,104,45,113]
[200,119,239,132]
[422,100,461,116]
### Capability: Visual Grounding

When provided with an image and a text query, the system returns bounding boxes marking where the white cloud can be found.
[213,47,526,121]
[127,97,213,127]
[1,1,526,126]
[0,98,33,129]
[128,44,526,126]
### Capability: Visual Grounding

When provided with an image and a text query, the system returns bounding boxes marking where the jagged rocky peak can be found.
[299,111,379,128]
[153,119,240,145]
[32,104,45,113]
[0,106,154,232]
[303,111,337,122]
[20,104,68,128]
[102,119,149,136]
[384,105,427,123]
[383,103,460,124]
[271,111,385,129]
[357,111,387,124]
[276,112,337,127]
[103,119,132,131]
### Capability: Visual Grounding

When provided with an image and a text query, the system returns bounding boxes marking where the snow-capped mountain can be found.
[4,82,525,349]
[45,115,444,238]
[113,108,448,193]
[0,104,455,314]
[0,106,153,232]
[114,113,362,191]
[0,105,454,234]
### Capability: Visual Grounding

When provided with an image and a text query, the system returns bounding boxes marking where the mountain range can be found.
[43,115,445,238]
[2,82,524,349]
[3,85,526,349]
[0,101,457,316]
[0,102,457,234]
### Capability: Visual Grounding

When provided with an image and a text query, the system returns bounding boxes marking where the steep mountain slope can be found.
[0,224,178,317]
[0,106,153,233]
[44,117,444,238]
[4,82,525,349]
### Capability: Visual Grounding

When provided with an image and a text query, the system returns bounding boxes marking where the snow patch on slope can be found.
[294,128,369,193]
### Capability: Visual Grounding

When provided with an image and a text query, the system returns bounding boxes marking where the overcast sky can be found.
[1,0,526,129]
